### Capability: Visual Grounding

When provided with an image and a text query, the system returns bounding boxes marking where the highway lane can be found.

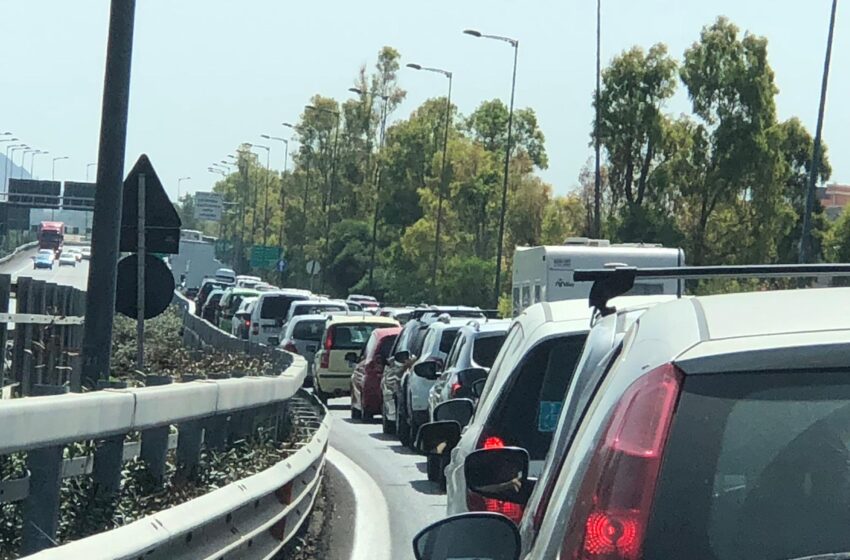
[0,248,90,291]
[327,395,446,560]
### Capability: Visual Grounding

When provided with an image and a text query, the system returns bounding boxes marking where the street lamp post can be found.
[86,162,97,181]
[407,63,453,300]
[594,0,602,238]
[305,105,340,293]
[30,150,48,179]
[349,87,391,293]
[19,149,36,179]
[464,28,519,308]
[52,156,69,181]
[261,133,291,250]
[253,144,271,245]
[4,143,24,192]
[177,176,191,199]
[800,0,839,263]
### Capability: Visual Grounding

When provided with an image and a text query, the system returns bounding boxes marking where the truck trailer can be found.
[511,238,685,315]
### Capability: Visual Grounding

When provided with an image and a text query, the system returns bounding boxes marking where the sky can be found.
[0,1,847,200]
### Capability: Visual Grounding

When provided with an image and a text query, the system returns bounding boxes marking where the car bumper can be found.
[359,376,383,415]
[316,371,353,396]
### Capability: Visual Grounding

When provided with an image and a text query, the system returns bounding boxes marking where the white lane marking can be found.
[327,446,392,560]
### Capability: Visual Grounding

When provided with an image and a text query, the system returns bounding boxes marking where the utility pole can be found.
[800,0,838,264]
[136,173,146,370]
[81,0,136,388]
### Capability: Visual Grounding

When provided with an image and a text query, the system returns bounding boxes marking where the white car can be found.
[57,252,77,267]
[443,295,676,519]
[248,289,313,346]
[283,299,349,326]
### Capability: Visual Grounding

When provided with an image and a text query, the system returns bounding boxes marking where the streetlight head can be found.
[282,122,295,128]
[348,87,365,95]
[406,63,422,70]
[463,29,482,37]
[260,134,271,139]
[305,105,317,111]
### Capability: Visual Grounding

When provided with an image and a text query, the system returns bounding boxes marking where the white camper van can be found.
[511,238,684,315]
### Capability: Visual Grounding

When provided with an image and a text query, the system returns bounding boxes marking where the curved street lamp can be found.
[464,28,519,307]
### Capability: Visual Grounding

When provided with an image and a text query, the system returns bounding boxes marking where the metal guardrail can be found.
[27,392,329,560]
[0,240,38,265]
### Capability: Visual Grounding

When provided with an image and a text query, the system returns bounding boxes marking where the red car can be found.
[350,326,401,420]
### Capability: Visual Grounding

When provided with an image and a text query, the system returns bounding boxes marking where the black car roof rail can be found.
[573,264,850,317]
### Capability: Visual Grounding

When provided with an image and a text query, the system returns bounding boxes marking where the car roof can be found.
[624,288,850,375]
[324,315,399,326]
[372,326,402,339]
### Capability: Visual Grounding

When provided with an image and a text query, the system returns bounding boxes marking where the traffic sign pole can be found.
[136,173,145,371]
[82,0,136,389]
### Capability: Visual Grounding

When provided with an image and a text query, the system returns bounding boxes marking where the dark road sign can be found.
[63,182,96,210]
[119,154,181,254]
[115,253,175,319]
[8,179,61,209]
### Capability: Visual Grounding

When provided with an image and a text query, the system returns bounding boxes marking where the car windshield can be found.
[292,320,325,342]
[645,370,850,560]
[293,303,346,316]
[472,334,507,368]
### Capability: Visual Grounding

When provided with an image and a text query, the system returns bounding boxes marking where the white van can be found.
[248,289,313,346]
[511,238,684,315]
[235,275,262,289]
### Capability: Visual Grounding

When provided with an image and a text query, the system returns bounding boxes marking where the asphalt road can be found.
[0,248,90,290]
[327,396,447,560]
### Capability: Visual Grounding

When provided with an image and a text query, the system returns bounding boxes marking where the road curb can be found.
[326,446,393,560]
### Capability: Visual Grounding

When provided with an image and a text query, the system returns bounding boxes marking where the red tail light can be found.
[560,363,682,560]
[283,342,298,354]
[467,492,524,524]
[325,328,334,351]
[320,351,330,369]
[450,382,462,397]
[244,319,251,328]
[478,434,505,450]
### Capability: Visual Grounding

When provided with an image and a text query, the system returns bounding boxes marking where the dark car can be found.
[351,326,401,420]
[195,279,228,316]
[201,289,225,324]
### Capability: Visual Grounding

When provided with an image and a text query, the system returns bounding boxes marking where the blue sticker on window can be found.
[538,401,563,433]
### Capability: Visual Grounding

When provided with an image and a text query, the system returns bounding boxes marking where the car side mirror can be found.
[415,420,461,456]
[344,351,359,364]
[433,399,475,428]
[464,447,532,505]
[413,360,439,380]
[394,350,410,363]
[471,378,486,399]
[412,513,521,560]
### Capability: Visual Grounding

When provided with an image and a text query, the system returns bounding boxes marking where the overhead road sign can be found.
[63,182,96,210]
[119,154,182,255]
[193,192,223,222]
[8,179,61,209]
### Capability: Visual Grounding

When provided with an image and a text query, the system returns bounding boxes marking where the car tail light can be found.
[283,342,298,354]
[244,319,251,328]
[466,492,525,524]
[477,433,505,450]
[450,382,462,397]
[325,328,334,351]
[320,351,330,369]
[560,362,682,560]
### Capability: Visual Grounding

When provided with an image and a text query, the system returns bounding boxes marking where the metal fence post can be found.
[0,274,10,396]
[139,375,172,484]
[204,414,229,450]
[29,280,46,388]
[175,419,203,480]
[12,276,31,394]
[69,289,86,392]
[92,434,126,497]
[20,385,68,555]
[43,283,57,385]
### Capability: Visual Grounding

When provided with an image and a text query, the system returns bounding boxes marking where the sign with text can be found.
[63,181,96,210]
[194,192,223,222]
[250,245,280,270]
[8,179,61,209]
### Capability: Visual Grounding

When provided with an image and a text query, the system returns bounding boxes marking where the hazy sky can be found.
[1,1,847,200]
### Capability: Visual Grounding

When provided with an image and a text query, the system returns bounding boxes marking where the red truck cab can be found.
[37,221,65,256]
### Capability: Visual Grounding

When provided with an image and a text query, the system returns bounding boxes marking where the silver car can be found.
[279,314,327,386]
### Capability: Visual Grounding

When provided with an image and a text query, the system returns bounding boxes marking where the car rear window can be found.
[645,370,850,560]
[484,334,587,460]
[330,324,385,350]
[293,303,346,316]
[472,334,507,368]
[260,295,303,319]
[377,335,398,359]
[292,320,325,342]
[439,328,459,354]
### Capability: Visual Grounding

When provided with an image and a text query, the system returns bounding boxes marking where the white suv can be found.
[248,289,313,346]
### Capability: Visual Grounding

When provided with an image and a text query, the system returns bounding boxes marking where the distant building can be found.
[819,183,850,221]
